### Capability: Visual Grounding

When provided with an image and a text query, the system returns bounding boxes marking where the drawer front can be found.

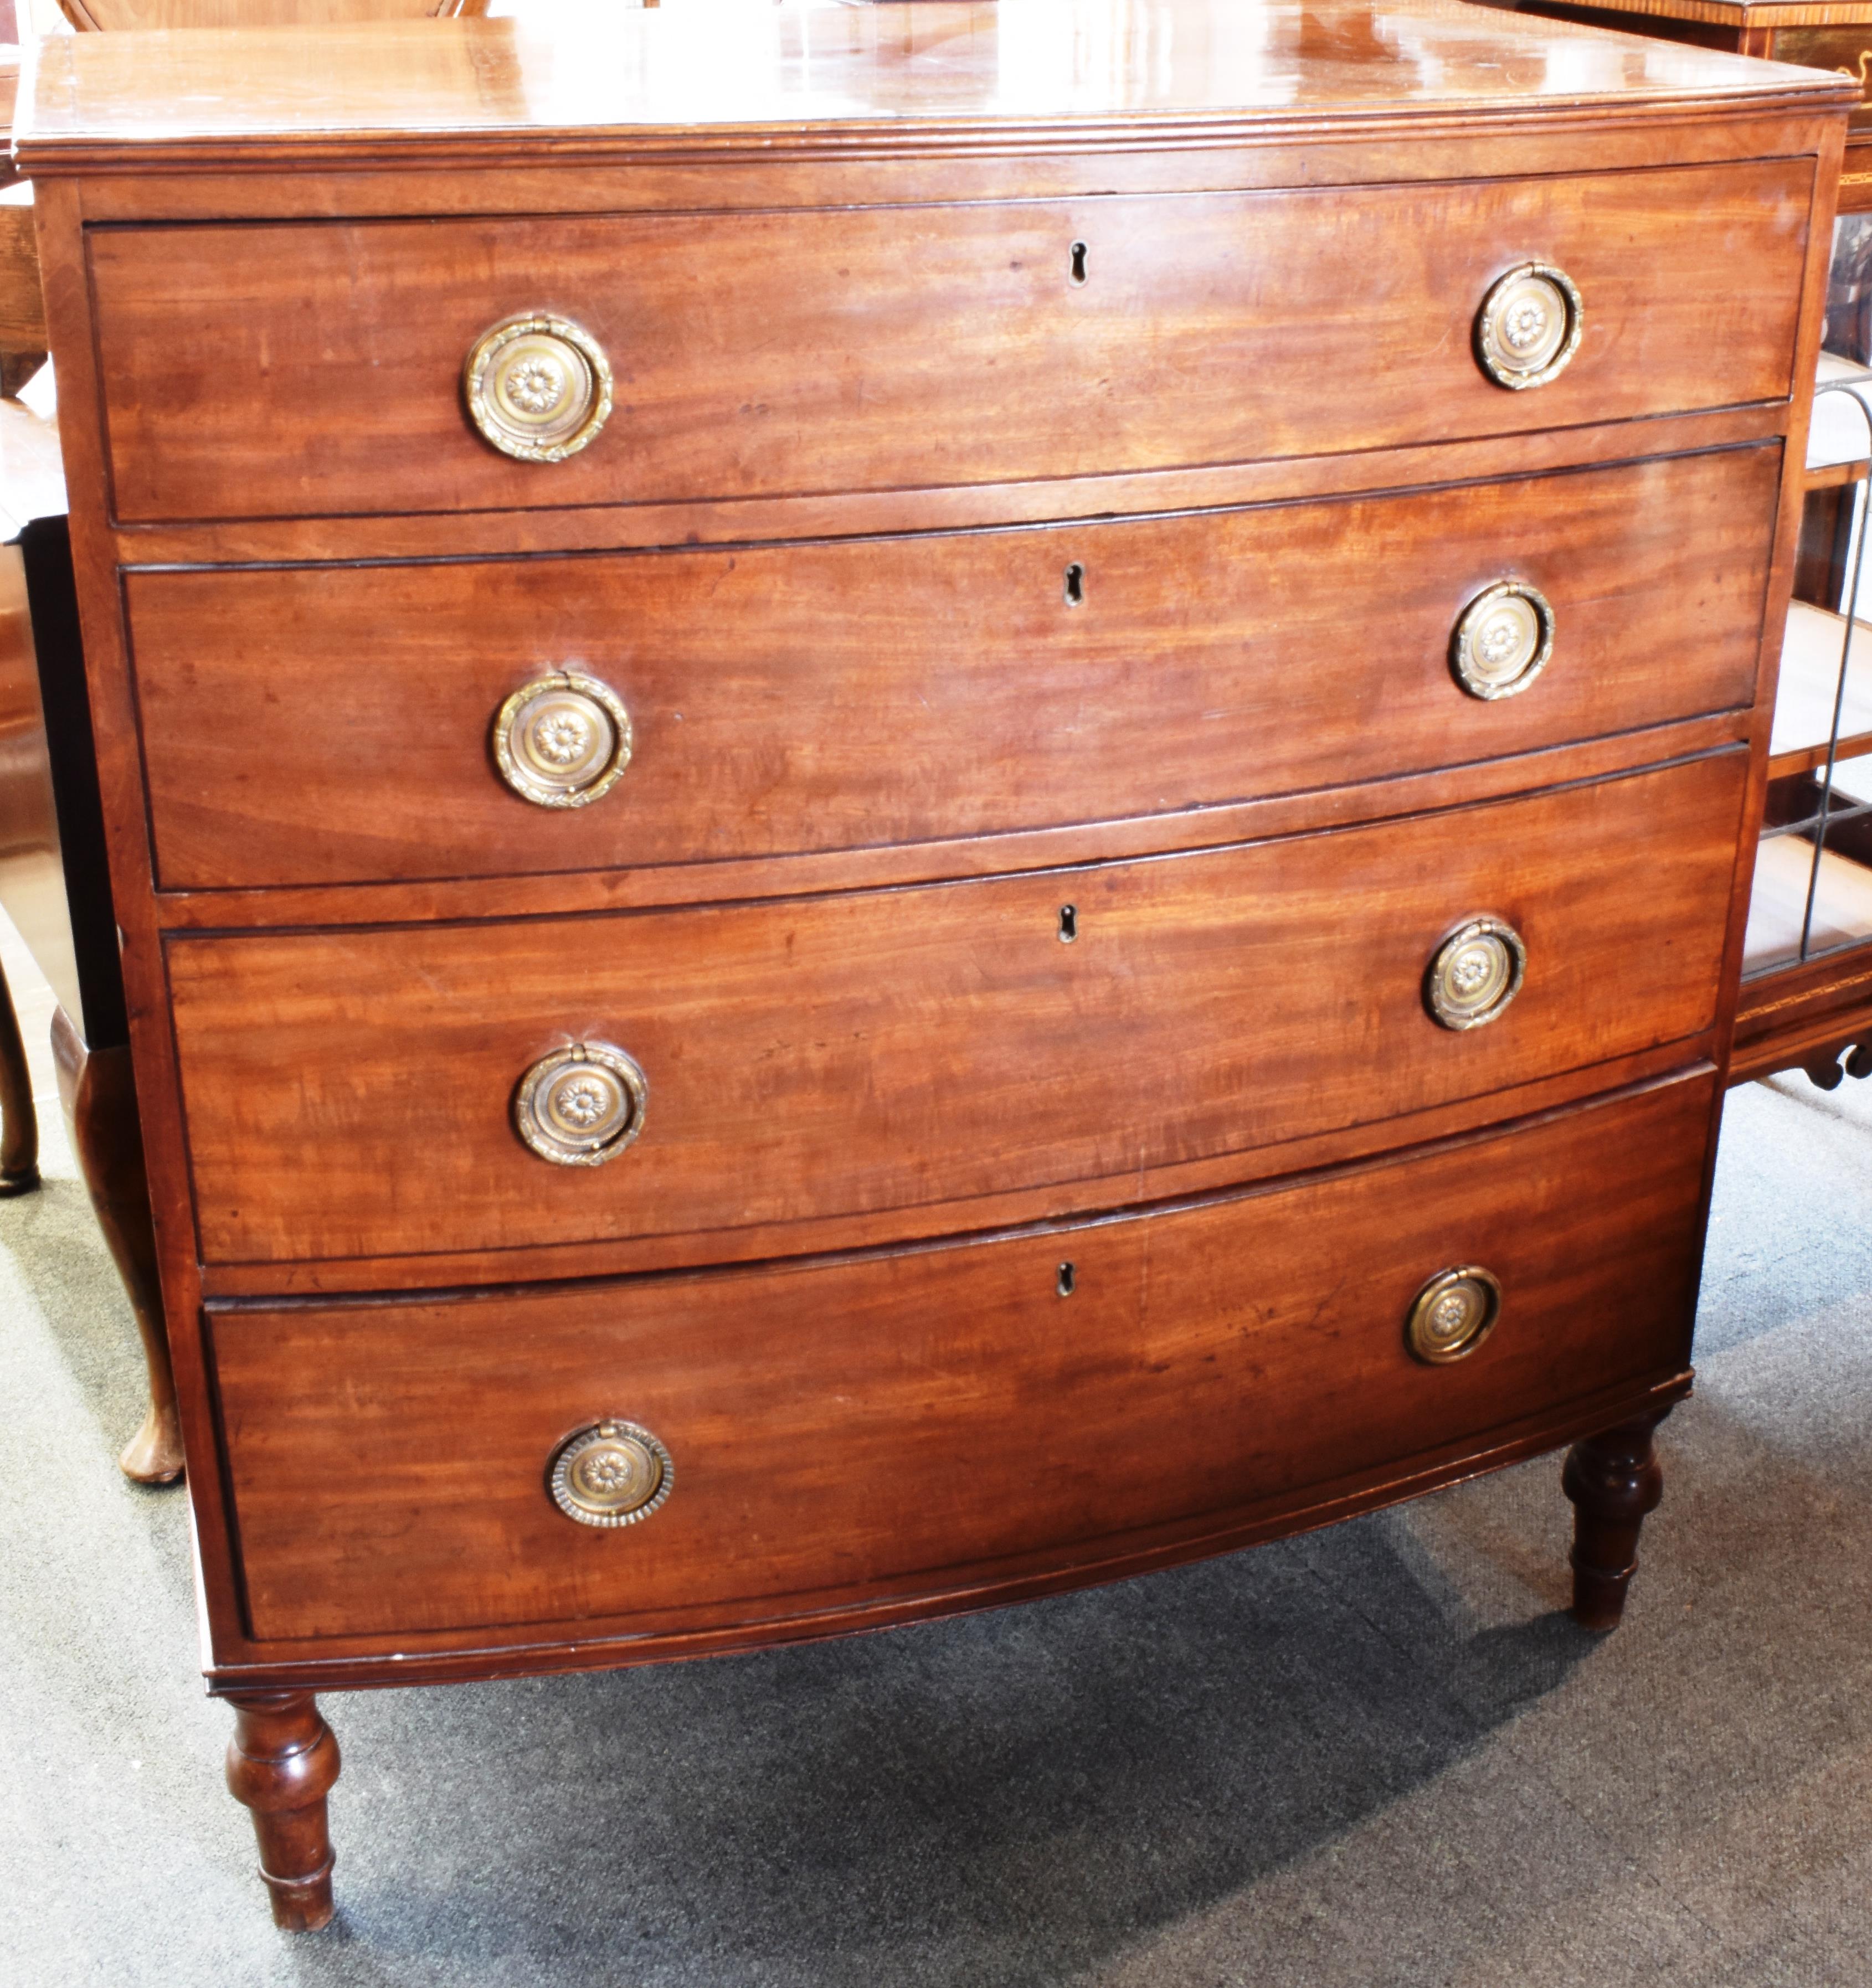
[130,448,1777,891]
[168,752,1744,1266]
[92,161,1809,523]
[212,1073,1713,1644]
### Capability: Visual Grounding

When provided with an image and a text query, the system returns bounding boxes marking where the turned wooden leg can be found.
[51,1006,183,1484]
[0,954,39,1195]
[1562,1410,1671,1631]
[224,1692,341,1932]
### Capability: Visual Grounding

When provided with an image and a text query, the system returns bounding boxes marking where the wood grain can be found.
[128,447,1779,891]
[208,1070,1714,1644]
[16,2,1855,176]
[167,751,1746,1267]
[89,159,1811,523]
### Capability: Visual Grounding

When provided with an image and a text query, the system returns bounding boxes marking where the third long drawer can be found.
[168,751,1745,1268]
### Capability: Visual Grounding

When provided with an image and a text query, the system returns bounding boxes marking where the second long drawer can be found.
[168,752,1745,1266]
[127,447,1777,890]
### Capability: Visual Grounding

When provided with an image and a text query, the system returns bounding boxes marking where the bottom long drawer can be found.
[210,1072,1713,1646]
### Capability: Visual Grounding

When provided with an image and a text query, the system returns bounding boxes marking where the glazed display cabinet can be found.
[1734,354,1872,1081]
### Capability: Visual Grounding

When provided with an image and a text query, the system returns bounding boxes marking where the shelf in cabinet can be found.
[1802,458,1870,492]
[1743,833,1872,974]
[1767,600,1872,779]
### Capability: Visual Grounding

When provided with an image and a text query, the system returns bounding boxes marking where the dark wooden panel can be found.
[129,447,1779,891]
[167,752,1745,1266]
[90,161,1811,523]
[210,1072,1714,1644]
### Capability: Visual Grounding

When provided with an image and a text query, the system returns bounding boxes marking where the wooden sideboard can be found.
[14,0,1851,1929]
[1488,0,1872,211]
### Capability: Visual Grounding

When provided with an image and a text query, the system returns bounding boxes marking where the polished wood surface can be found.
[14,0,1850,166]
[59,0,476,25]
[223,1691,339,1934]
[169,752,1744,1269]
[89,164,1811,523]
[1732,945,1872,1078]
[128,448,1778,891]
[0,949,34,1191]
[18,0,1844,1922]
[1486,0,1872,205]
[1564,1410,1673,1630]
[211,1073,1712,1647]
[53,1007,182,1482]
[0,197,47,399]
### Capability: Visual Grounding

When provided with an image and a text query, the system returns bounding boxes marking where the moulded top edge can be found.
[14,0,1859,172]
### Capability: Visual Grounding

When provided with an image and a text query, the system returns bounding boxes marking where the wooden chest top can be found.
[14,0,1855,172]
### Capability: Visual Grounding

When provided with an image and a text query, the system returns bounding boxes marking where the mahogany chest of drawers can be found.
[16,0,1852,1928]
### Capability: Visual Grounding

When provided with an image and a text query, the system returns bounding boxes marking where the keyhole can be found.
[1069,240,1088,285]
[1057,1261,1076,1296]
[1064,563,1085,606]
[1058,904,1077,943]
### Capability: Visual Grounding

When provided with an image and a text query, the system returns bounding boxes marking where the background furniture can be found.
[1731,366,1872,1082]
[1485,0,1872,1091]
[1492,1,1872,212]
[0,392,182,1480]
[52,0,482,24]
[16,0,1849,1928]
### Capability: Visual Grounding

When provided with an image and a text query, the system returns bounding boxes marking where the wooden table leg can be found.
[1562,1409,1673,1631]
[224,1692,341,1932]
[51,1004,183,1484]
[0,954,40,1195]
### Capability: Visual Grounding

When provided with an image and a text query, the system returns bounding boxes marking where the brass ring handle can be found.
[513,1042,647,1166]
[548,1420,673,1527]
[1426,917,1525,1031]
[1475,263,1582,390]
[1405,1266,1502,1364]
[464,312,613,461]
[493,673,633,808]
[1451,581,1554,701]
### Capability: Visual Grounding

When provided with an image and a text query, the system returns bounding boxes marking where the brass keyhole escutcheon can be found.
[464,312,613,461]
[493,672,633,808]
[514,1042,648,1166]
[1475,263,1582,390]
[548,1420,673,1527]
[1405,1266,1502,1364]
[1426,918,1525,1031]
[1451,581,1554,701]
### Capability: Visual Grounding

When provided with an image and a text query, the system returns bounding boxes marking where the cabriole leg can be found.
[51,1006,183,1484]
[224,1691,341,1932]
[1562,1410,1671,1631]
[0,955,38,1194]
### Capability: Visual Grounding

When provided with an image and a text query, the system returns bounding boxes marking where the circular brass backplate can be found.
[1405,1266,1503,1364]
[1426,917,1526,1031]
[548,1419,673,1527]
[1475,263,1583,391]
[463,313,613,462]
[1451,581,1555,701]
[514,1042,648,1166]
[493,672,634,808]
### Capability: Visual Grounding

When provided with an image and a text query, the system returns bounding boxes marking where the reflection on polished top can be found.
[14,0,1854,164]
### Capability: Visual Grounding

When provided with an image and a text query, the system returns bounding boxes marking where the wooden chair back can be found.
[54,0,484,26]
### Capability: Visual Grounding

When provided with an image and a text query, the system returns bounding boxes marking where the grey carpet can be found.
[3,900,1868,1986]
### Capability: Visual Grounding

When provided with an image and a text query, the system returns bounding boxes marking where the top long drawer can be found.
[88,159,1812,524]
